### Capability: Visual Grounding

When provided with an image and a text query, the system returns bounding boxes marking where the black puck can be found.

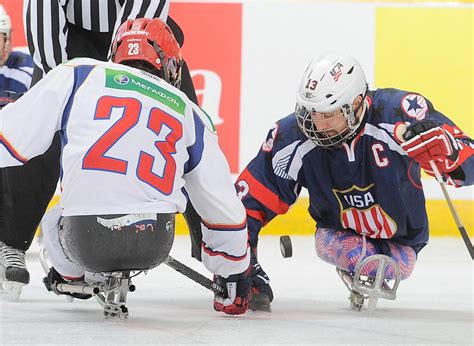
[280,235,292,258]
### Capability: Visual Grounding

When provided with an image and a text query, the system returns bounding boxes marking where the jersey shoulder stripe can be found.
[191,105,216,133]
[184,111,205,174]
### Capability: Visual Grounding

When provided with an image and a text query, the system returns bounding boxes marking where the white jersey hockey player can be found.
[0,18,251,315]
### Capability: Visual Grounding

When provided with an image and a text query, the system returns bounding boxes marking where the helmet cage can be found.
[151,40,183,89]
[296,85,368,149]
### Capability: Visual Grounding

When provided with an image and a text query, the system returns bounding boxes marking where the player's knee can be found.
[390,244,417,280]
[316,228,380,273]
[314,227,338,254]
[314,228,359,269]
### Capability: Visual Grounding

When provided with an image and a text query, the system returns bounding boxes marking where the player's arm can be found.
[235,121,302,241]
[396,94,474,186]
[24,0,68,77]
[0,64,74,167]
[183,107,249,277]
[183,107,251,314]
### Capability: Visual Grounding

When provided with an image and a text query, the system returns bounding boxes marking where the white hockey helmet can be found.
[295,54,368,149]
[0,5,11,38]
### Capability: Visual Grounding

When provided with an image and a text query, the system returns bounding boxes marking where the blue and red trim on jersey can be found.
[245,208,267,224]
[202,219,247,232]
[238,168,290,215]
[201,240,249,262]
[0,133,28,163]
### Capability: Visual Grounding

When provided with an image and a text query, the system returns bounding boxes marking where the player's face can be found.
[311,108,349,138]
[0,33,10,66]
[310,96,364,141]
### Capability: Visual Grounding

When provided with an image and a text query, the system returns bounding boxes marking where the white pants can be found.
[41,205,85,278]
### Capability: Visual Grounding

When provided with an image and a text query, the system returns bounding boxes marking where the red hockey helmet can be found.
[111,18,183,88]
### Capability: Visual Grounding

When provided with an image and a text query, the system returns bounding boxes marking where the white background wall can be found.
[240,3,375,166]
[235,1,472,200]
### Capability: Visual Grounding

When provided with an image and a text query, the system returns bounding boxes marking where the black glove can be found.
[248,248,273,312]
[0,90,23,109]
[213,267,252,315]
[250,247,274,301]
[43,267,92,300]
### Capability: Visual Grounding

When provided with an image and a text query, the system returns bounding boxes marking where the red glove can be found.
[213,268,252,315]
[401,120,460,175]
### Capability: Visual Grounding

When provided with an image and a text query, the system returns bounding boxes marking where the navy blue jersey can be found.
[236,88,474,253]
[0,51,34,93]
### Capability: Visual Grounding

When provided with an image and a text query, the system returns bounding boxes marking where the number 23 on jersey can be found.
[82,96,183,195]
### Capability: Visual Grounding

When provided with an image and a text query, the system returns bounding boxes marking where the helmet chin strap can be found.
[332,84,369,143]
[352,85,369,125]
[343,97,369,143]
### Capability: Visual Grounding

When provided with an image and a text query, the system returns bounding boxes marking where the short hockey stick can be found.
[429,161,474,260]
[164,255,228,297]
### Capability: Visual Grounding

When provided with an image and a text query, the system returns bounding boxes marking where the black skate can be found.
[249,260,273,312]
[0,241,30,301]
[43,266,93,300]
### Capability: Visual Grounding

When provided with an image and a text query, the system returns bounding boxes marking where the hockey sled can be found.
[43,213,175,319]
[337,254,401,313]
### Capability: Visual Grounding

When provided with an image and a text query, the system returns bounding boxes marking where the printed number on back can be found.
[82,96,182,195]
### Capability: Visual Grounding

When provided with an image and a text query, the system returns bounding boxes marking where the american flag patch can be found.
[333,184,397,238]
[330,62,344,81]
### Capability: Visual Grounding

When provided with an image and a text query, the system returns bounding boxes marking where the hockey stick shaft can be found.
[165,256,227,297]
[429,161,474,259]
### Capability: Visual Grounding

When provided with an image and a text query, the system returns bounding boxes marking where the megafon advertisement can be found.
[2,1,242,173]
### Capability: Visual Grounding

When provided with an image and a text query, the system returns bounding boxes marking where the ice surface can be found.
[1,236,472,345]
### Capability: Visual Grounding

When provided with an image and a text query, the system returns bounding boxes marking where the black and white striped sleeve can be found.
[25,0,68,76]
[63,0,121,32]
[111,0,170,38]
[24,0,170,77]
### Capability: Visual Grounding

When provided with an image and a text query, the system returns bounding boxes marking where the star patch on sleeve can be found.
[401,94,428,120]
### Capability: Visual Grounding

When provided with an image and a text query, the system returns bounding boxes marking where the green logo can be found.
[105,69,186,116]
[114,74,129,85]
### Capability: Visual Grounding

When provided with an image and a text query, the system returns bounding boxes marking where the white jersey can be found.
[0,58,249,277]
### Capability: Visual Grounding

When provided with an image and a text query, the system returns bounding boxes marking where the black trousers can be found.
[0,19,202,253]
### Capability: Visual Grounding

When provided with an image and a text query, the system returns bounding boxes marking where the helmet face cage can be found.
[296,86,367,149]
[151,41,182,88]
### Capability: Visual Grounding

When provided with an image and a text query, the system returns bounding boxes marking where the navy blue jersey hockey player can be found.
[0,5,33,93]
[236,53,474,311]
